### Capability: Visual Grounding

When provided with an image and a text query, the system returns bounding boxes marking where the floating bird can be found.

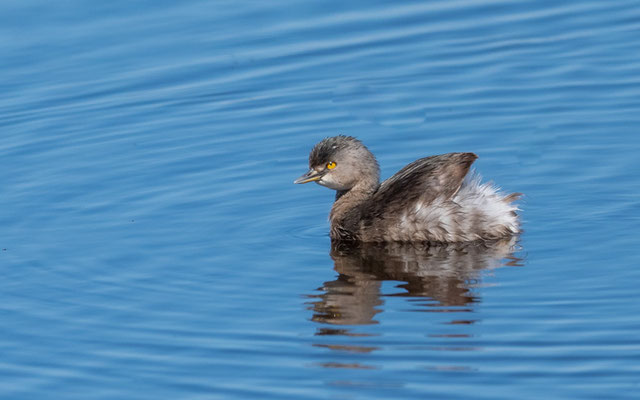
[295,135,520,242]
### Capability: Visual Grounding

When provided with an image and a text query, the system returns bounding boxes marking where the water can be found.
[1,0,639,398]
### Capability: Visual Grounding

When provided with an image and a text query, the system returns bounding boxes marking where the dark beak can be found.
[294,169,323,184]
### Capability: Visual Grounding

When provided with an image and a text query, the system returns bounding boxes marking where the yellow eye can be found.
[326,161,336,169]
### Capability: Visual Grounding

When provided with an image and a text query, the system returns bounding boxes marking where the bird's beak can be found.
[294,169,323,184]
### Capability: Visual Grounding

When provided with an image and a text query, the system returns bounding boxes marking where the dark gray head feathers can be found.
[309,135,365,167]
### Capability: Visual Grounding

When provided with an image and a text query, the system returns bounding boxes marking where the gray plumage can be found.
[295,135,521,243]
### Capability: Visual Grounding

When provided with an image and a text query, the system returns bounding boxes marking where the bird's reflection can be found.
[309,238,521,328]
[306,239,522,371]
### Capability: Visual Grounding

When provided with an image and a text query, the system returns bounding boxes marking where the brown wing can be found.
[365,152,478,220]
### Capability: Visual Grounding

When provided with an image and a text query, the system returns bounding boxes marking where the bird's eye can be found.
[326,161,337,170]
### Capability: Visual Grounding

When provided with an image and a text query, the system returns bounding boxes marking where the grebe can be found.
[294,135,520,242]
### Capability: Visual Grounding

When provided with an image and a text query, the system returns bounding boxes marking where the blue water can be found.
[2,0,639,398]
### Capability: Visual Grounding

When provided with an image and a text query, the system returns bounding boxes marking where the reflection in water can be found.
[311,238,521,325]
[307,239,522,370]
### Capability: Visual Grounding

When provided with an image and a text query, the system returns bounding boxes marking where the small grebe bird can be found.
[294,135,520,243]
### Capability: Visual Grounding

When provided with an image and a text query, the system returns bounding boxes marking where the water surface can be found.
[1,0,639,399]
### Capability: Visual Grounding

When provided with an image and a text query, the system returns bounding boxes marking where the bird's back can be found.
[357,153,520,242]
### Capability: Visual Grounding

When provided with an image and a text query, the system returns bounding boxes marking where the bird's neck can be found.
[329,180,378,239]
